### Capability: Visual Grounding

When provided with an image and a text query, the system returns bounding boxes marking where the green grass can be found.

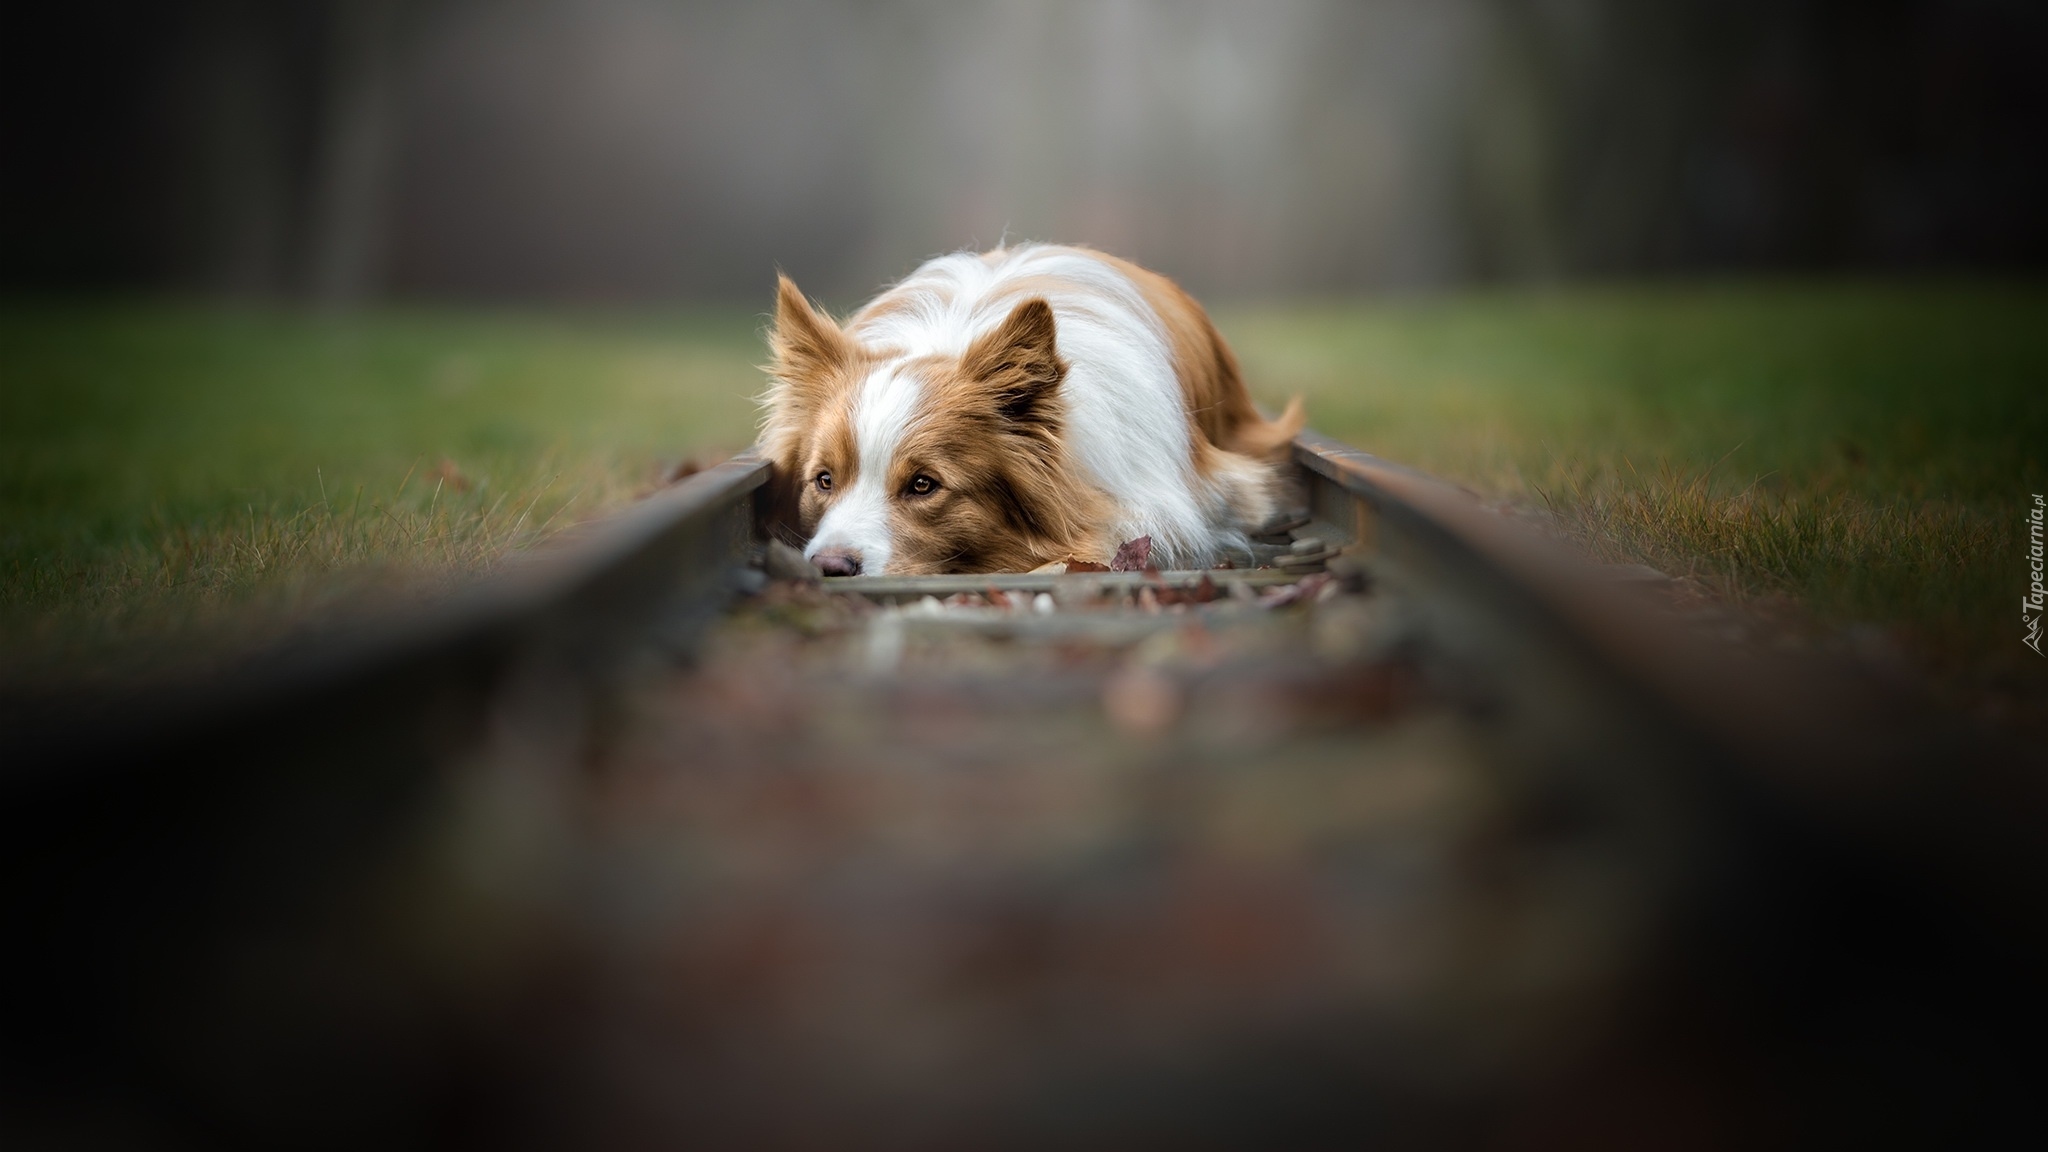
[0,302,765,677]
[3,284,2043,718]
[1222,281,2048,720]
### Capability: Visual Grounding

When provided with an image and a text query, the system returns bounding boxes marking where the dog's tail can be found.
[1225,395,1306,460]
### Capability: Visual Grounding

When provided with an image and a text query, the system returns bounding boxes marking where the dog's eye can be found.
[815,471,832,492]
[906,474,938,497]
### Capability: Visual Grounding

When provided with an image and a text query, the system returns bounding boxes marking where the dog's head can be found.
[761,276,1099,575]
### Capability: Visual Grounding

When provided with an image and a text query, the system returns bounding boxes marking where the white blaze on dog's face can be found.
[804,360,921,575]
[761,275,1104,576]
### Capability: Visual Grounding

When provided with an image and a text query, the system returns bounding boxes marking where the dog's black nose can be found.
[811,546,863,577]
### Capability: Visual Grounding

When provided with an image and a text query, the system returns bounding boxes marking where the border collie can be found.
[761,244,1303,575]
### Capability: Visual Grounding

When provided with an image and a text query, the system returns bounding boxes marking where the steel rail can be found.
[0,453,771,1115]
[1287,431,2040,891]
[1,429,2037,1149]
[3,430,2020,869]
[2,432,1976,779]
[3,429,2024,890]
[4,452,770,780]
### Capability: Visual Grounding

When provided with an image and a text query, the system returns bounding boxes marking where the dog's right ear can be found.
[762,275,851,544]
[770,274,852,388]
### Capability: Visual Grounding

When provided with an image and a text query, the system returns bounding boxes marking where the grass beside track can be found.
[2,284,2042,719]
[1228,282,2047,724]
[0,304,764,677]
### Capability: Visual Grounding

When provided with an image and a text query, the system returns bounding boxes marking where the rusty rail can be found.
[0,430,2035,1149]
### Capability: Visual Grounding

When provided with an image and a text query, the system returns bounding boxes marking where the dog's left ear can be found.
[962,297,1066,428]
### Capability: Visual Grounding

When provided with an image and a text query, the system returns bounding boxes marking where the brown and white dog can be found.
[761,244,1303,575]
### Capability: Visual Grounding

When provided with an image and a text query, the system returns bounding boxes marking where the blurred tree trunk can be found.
[304,0,403,307]
[169,0,408,303]
[178,3,297,296]
[1460,0,1569,282]
[1463,0,1739,280]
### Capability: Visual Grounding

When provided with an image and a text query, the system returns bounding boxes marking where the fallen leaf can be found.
[1111,536,1153,572]
[1259,572,1335,608]
[986,586,1031,611]
[430,457,472,492]
[1066,560,1112,574]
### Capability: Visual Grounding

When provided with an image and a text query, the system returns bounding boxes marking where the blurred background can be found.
[7,0,2045,306]
[3,0,2045,718]
[4,7,2047,1144]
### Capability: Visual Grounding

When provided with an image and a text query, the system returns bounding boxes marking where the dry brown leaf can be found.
[1110,536,1153,572]
[429,457,472,492]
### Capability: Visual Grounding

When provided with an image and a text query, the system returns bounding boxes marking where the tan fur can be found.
[761,275,874,543]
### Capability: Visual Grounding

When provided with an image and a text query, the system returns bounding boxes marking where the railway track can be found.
[2,433,2040,1149]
